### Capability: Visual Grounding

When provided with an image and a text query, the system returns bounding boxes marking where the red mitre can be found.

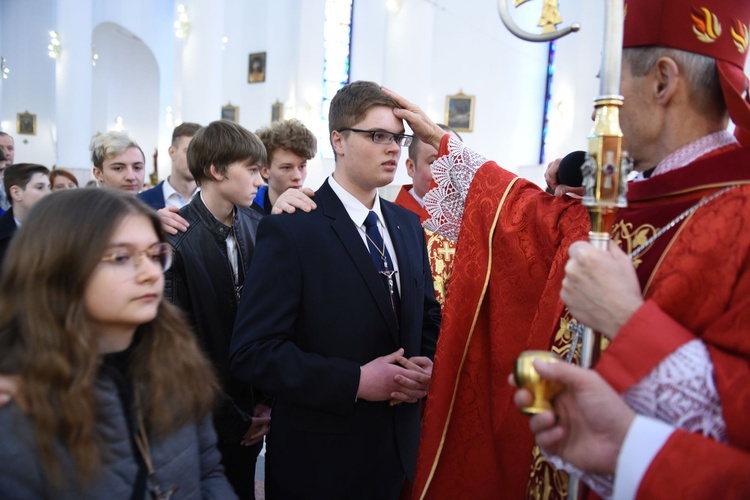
[624,0,750,144]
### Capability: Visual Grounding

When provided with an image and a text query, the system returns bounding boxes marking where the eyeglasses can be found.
[338,128,413,147]
[100,242,173,273]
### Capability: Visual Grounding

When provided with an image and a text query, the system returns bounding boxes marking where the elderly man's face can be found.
[617,59,663,172]
[0,135,15,164]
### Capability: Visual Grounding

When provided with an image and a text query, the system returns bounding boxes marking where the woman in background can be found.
[0,188,236,499]
[49,168,79,190]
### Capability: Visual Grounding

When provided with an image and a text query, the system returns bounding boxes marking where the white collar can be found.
[327,175,386,228]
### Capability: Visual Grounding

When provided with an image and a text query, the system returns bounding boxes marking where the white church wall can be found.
[90,22,160,181]
[1,0,693,192]
[0,0,58,167]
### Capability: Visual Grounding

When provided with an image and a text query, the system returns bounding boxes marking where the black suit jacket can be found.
[136,181,166,210]
[230,179,440,498]
[0,208,18,270]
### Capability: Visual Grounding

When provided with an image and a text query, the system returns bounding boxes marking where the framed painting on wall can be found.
[248,52,266,83]
[17,111,36,135]
[221,103,239,123]
[444,92,475,132]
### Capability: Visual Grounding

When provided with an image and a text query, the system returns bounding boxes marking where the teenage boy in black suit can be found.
[230,80,441,499]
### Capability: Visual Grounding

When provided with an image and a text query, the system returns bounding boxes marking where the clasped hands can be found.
[357,348,432,406]
[240,403,272,447]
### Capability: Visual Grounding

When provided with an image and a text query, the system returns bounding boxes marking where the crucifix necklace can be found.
[357,224,398,298]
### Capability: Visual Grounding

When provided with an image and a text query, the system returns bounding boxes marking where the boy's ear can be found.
[92,167,103,183]
[9,185,22,203]
[405,158,416,178]
[260,166,271,181]
[331,130,345,157]
[208,164,224,182]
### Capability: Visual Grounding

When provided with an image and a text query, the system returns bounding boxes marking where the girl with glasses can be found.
[0,188,236,499]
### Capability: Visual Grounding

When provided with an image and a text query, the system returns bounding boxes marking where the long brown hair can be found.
[0,188,218,484]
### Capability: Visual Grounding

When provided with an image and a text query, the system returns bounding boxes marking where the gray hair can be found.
[623,47,726,119]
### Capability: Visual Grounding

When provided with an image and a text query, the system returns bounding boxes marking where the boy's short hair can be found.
[5,163,50,201]
[328,81,400,134]
[89,131,144,169]
[187,120,266,186]
[171,122,202,147]
[255,119,317,166]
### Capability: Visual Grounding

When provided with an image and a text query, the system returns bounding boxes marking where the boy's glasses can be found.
[338,128,414,147]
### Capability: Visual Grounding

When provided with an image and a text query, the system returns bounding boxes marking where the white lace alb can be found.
[423,136,487,241]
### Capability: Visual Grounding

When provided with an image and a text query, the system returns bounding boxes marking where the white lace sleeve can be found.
[423,136,488,241]
[549,339,726,499]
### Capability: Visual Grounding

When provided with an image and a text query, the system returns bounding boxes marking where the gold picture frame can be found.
[248,52,266,83]
[271,101,284,123]
[17,111,36,135]
[444,92,475,133]
[221,103,239,123]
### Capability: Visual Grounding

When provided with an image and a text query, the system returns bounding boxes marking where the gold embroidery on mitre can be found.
[730,20,749,53]
[692,7,722,43]
[611,220,657,269]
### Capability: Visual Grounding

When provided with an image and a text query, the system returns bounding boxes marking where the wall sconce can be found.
[221,36,229,50]
[91,45,99,67]
[0,57,9,80]
[174,4,190,39]
[48,31,61,59]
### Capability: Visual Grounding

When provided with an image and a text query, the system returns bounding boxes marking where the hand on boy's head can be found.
[158,206,189,235]
[271,187,317,214]
[381,87,444,150]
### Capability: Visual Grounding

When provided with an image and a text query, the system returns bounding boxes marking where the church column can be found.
[55,0,93,171]
[177,0,225,125]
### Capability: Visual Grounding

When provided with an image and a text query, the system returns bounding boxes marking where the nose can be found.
[124,167,136,180]
[134,252,162,282]
[385,138,400,154]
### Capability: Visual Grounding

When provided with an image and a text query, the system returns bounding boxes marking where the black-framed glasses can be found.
[338,128,413,147]
[100,242,173,273]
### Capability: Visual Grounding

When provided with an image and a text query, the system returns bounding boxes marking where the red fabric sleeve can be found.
[595,300,695,393]
[637,430,750,499]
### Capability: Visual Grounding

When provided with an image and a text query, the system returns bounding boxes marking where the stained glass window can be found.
[540,40,556,165]
[322,0,353,156]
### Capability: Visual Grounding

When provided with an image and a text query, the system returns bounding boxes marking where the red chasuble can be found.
[412,138,589,499]
[413,138,750,499]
